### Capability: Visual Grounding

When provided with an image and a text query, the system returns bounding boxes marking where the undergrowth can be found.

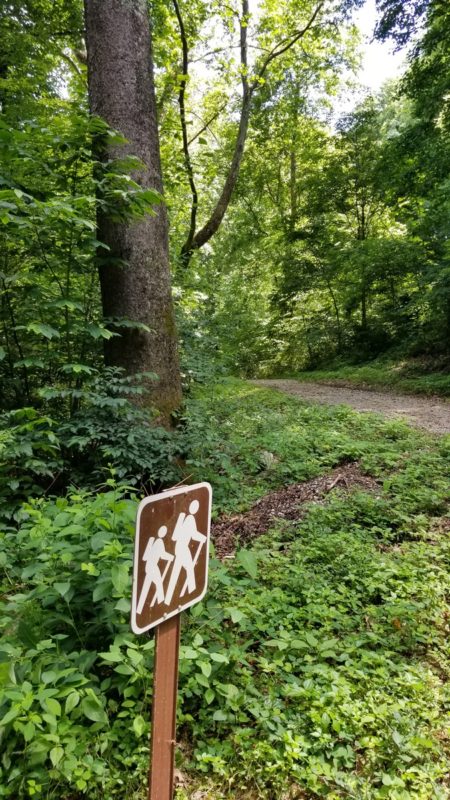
[0,380,449,799]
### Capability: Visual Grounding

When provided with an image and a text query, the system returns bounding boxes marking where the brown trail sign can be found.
[131,483,212,800]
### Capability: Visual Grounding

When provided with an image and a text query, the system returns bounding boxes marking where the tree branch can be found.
[252,2,324,90]
[172,0,199,262]
[58,49,83,77]
[179,0,326,267]
[187,104,227,146]
[187,0,251,258]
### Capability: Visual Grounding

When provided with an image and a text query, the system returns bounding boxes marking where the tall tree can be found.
[83,0,182,416]
[171,0,363,268]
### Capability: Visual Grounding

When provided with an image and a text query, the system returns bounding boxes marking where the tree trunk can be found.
[325,276,343,352]
[361,278,368,330]
[289,146,297,235]
[83,0,181,417]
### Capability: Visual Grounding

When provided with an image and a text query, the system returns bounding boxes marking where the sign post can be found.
[131,483,212,800]
[148,615,180,800]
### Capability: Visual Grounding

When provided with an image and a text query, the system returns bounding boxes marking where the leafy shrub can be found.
[0,487,148,798]
[0,115,162,408]
[53,368,180,490]
[0,369,182,523]
[0,408,62,524]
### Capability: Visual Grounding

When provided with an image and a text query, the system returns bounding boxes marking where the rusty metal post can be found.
[149,614,181,800]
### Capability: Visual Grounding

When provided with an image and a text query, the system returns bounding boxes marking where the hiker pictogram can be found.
[136,526,174,613]
[131,483,212,634]
[164,501,207,605]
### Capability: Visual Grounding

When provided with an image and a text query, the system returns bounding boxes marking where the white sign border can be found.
[131,482,212,635]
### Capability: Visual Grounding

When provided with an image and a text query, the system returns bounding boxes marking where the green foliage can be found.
[0,369,181,525]
[0,115,161,408]
[0,487,151,799]
[192,35,450,375]
[2,0,450,796]
[1,381,449,798]
[0,407,61,524]
[55,368,180,489]
[183,496,450,798]
[183,379,449,513]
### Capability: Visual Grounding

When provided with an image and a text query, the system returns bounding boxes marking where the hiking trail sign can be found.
[131,482,212,800]
[131,482,212,633]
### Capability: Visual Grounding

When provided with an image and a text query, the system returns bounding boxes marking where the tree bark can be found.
[84,0,182,417]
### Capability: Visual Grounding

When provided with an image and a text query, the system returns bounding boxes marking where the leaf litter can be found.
[212,462,379,559]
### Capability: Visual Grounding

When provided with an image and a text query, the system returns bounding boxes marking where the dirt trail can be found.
[252,379,450,435]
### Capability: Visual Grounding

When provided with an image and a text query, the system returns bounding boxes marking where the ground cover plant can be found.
[1,380,449,799]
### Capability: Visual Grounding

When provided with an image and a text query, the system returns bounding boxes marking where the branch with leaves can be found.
[173,0,325,267]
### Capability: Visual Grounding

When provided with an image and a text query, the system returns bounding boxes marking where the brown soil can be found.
[211,463,379,559]
[251,379,450,435]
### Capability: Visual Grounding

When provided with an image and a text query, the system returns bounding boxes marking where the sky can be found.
[354,0,406,91]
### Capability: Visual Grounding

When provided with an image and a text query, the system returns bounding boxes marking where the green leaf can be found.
[104,317,151,332]
[199,661,212,678]
[60,363,97,375]
[114,597,131,613]
[291,639,308,649]
[41,671,56,684]
[1,707,20,726]
[111,563,129,593]
[210,652,228,663]
[205,688,215,704]
[99,649,124,663]
[81,695,108,725]
[86,323,118,340]
[133,715,146,737]
[266,639,288,650]
[14,357,45,368]
[49,299,83,311]
[23,721,35,742]
[93,581,110,602]
[180,647,198,660]
[392,730,403,747]
[44,698,61,717]
[54,582,71,599]
[236,549,258,579]
[26,322,60,339]
[114,664,134,675]
[65,691,80,714]
[227,607,245,623]
[50,746,64,767]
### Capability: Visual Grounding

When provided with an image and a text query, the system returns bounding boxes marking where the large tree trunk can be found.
[84,0,181,417]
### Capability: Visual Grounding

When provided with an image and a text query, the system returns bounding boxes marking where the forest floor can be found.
[252,379,450,435]
[3,379,450,800]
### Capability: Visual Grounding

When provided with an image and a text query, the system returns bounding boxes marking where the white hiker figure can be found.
[164,500,206,606]
[137,526,174,614]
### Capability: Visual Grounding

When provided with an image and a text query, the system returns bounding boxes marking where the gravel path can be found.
[252,379,450,435]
